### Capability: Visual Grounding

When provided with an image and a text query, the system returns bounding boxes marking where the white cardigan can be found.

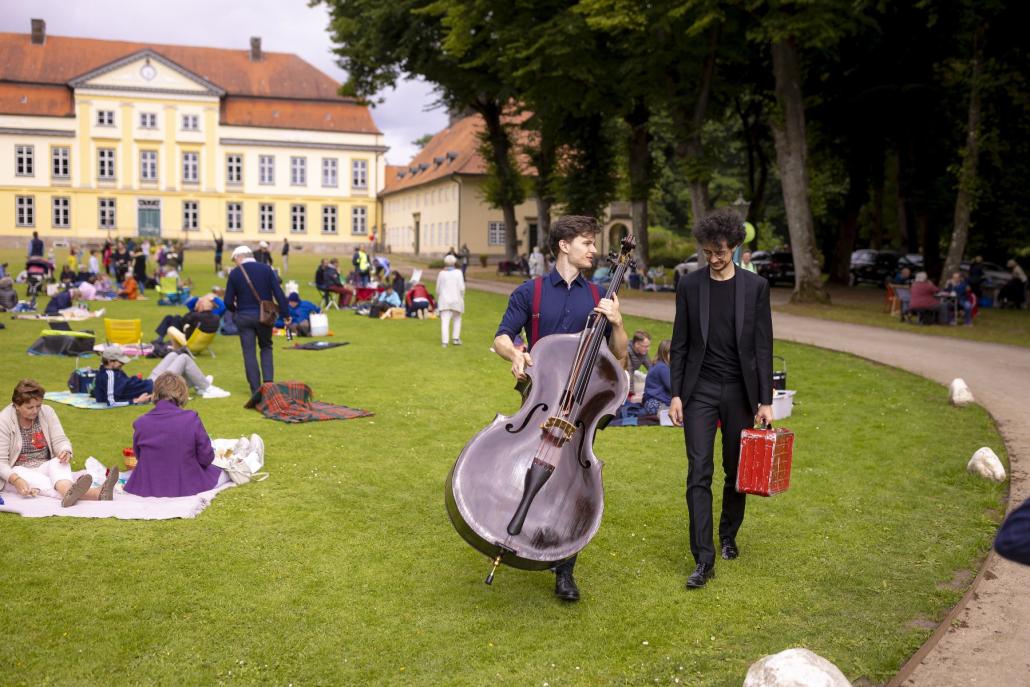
[435,268,466,313]
[0,403,73,488]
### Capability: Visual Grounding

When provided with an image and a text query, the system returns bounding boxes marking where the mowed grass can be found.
[0,247,1009,686]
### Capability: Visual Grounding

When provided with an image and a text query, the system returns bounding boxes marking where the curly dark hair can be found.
[548,215,600,257]
[693,208,746,248]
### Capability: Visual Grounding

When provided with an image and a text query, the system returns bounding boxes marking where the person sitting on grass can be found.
[118,273,139,300]
[0,276,17,311]
[405,280,436,319]
[278,292,322,336]
[1,379,119,507]
[369,286,402,319]
[642,340,674,416]
[93,345,229,406]
[124,372,224,498]
[43,287,81,316]
[152,297,221,345]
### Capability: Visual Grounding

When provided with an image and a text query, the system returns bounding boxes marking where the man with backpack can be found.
[491,215,628,602]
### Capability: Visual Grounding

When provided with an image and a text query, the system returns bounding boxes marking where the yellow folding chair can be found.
[103,318,143,356]
[185,328,217,357]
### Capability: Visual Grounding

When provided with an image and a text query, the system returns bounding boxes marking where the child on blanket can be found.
[125,373,224,498]
[93,344,229,405]
[1,379,119,506]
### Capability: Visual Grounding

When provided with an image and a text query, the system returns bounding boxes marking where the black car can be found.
[756,251,794,286]
[850,249,902,287]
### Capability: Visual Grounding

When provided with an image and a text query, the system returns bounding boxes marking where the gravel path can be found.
[465,277,1030,685]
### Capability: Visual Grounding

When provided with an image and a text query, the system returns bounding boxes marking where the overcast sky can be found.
[0,0,447,164]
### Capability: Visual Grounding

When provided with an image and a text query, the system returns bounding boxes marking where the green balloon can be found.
[743,221,756,244]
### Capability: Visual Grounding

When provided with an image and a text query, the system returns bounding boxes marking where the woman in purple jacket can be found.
[125,373,222,497]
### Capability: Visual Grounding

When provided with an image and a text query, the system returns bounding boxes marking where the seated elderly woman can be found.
[1,379,119,507]
[93,344,229,406]
[642,340,673,416]
[125,373,224,498]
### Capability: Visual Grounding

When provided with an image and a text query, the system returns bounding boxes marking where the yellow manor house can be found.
[0,19,386,248]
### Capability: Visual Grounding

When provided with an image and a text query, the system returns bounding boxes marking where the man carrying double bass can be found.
[493,215,629,601]
[668,209,774,590]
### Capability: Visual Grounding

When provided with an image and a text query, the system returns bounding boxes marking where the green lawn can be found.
[0,247,1008,686]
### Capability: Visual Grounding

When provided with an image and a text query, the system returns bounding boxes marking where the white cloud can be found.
[0,0,448,163]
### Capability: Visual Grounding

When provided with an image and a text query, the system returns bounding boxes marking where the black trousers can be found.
[236,313,274,394]
[684,376,753,565]
[155,314,184,338]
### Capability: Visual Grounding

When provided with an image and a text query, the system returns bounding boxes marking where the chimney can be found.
[249,36,262,62]
[31,18,46,45]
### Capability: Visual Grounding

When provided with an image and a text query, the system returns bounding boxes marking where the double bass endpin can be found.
[485,554,503,585]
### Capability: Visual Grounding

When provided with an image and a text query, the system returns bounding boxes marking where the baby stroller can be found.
[25,258,54,307]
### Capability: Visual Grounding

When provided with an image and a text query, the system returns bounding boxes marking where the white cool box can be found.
[772,389,796,420]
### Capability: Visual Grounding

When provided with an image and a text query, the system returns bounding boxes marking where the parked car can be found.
[674,253,701,277]
[850,249,903,286]
[756,251,795,286]
[960,260,1010,289]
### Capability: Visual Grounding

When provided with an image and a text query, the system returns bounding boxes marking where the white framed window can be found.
[98,148,116,180]
[51,146,70,179]
[259,155,274,185]
[226,154,243,185]
[140,150,158,181]
[322,205,338,234]
[16,196,34,227]
[352,159,368,189]
[182,151,199,184]
[181,114,200,131]
[99,198,116,229]
[322,157,338,187]
[488,220,505,246]
[96,110,115,126]
[351,206,367,236]
[290,204,306,233]
[52,197,70,228]
[139,112,157,129]
[259,203,275,233]
[290,156,307,186]
[15,145,34,176]
[182,200,199,231]
[227,202,243,232]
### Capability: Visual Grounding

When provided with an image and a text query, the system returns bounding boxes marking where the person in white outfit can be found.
[436,254,466,347]
[528,246,545,278]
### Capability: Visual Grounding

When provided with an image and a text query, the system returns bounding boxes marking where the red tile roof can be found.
[382,114,532,195]
[0,32,380,134]
[0,83,73,117]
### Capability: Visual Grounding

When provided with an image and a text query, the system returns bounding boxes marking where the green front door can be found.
[138,207,160,238]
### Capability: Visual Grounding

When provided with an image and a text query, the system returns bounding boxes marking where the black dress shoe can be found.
[685,562,715,589]
[721,538,739,560]
[555,572,580,601]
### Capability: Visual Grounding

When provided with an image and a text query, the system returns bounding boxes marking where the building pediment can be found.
[68,49,225,97]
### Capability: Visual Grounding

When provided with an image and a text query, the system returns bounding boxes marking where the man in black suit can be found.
[669,209,774,589]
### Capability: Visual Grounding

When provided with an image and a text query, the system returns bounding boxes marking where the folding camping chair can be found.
[103,318,143,355]
[156,276,187,305]
[185,328,217,357]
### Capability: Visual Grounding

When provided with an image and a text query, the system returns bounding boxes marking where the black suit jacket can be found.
[670,266,774,411]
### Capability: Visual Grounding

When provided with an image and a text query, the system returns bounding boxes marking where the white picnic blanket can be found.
[0,476,235,519]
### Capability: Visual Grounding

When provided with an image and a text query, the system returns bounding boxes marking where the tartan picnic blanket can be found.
[244,381,373,423]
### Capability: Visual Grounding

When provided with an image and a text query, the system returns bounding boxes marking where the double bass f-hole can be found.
[505,403,548,434]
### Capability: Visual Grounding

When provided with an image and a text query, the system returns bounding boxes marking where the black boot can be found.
[685,562,715,589]
[555,571,580,602]
[720,538,739,560]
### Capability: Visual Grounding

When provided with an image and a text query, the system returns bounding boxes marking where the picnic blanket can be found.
[290,341,349,351]
[0,476,235,519]
[245,381,373,423]
[13,308,106,322]
[44,391,129,409]
[91,343,155,357]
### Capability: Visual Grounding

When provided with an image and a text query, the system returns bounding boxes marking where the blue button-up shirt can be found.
[496,268,607,349]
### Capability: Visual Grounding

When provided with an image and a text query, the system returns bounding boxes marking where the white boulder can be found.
[743,648,851,687]
[949,378,974,406]
[967,447,1006,482]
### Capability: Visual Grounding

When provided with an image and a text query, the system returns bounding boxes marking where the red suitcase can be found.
[736,426,795,496]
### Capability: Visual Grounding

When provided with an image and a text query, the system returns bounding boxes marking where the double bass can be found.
[446,235,636,583]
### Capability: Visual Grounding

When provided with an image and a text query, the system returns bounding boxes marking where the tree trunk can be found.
[770,37,830,304]
[531,125,556,252]
[830,213,859,284]
[479,101,521,261]
[942,22,986,280]
[625,99,652,266]
[871,175,884,249]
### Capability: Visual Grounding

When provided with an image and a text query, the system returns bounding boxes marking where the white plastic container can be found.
[772,389,796,420]
[308,312,329,337]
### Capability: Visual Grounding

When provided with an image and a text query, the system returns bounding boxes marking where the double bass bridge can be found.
[540,416,577,442]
